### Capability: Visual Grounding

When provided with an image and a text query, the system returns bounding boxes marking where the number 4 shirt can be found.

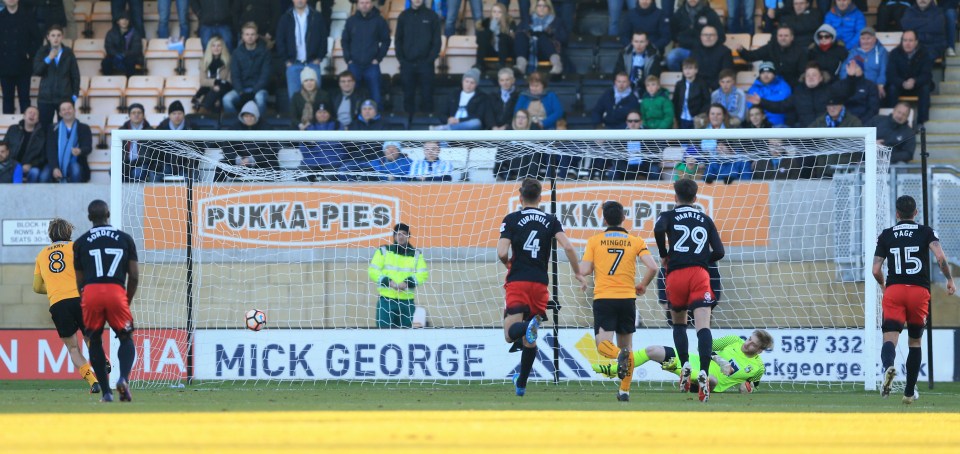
[500,207,563,285]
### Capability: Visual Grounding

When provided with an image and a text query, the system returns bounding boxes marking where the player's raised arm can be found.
[556,232,587,290]
[930,240,956,295]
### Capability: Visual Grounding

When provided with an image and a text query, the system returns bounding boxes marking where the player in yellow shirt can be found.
[580,201,658,401]
[33,218,101,393]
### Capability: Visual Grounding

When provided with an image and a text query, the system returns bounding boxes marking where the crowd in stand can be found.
[0,0,941,184]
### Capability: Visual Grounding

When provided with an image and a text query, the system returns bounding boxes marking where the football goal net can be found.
[110,128,888,391]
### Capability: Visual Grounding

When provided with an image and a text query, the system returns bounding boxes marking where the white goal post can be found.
[110,127,886,390]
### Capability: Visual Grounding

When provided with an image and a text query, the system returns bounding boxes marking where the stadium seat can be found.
[751,33,771,49]
[146,39,183,77]
[72,39,106,77]
[410,114,443,130]
[162,75,200,114]
[145,113,166,127]
[659,72,683,93]
[726,33,751,53]
[143,1,160,38]
[444,35,476,75]
[90,1,113,38]
[566,37,597,75]
[384,113,410,130]
[30,76,42,99]
[580,82,609,115]
[77,113,107,148]
[564,113,596,130]
[736,71,758,91]
[467,147,497,182]
[125,76,165,114]
[73,1,94,38]
[0,114,19,141]
[183,38,203,76]
[596,46,620,75]
[85,75,127,115]
[877,32,902,52]
[103,113,129,149]
[441,147,468,181]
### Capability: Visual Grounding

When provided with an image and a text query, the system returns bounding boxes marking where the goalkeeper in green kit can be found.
[593,330,774,394]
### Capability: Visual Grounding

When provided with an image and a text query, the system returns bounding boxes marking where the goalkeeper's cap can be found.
[394,223,411,234]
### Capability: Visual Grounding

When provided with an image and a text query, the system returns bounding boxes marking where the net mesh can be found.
[116,131,890,391]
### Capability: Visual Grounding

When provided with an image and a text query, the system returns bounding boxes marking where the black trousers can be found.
[400,61,435,114]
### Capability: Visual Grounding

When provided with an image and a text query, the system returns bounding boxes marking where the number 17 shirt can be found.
[500,208,563,285]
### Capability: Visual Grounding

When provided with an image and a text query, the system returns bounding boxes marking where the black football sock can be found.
[87,335,110,390]
[672,324,689,365]
[904,347,922,397]
[118,337,135,381]
[697,328,713,376]
[881,341,896,370]
[518,345,537,388]
[508,322,526,343]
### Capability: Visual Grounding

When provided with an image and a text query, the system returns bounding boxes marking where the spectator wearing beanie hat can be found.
[291,66,328,129]
[434,68,492,130]
[157,100,192,177]
[352,99,385,131]
[746,61,792,127]
[234,100,279,172]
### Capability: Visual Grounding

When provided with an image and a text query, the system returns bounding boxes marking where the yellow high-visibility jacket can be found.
[368,244,429,300]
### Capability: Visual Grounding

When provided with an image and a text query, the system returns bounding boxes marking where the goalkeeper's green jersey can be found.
[679,335,766,393]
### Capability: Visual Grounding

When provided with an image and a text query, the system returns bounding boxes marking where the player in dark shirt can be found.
[74,200,140,403]
[497,178,586,397]
[653,179,725,402]
[872,195,955,404]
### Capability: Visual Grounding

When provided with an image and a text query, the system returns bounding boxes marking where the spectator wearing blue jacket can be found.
[823,0,866,50]
[840,27,888,99]
[900,0,947,61]
[514,72,564,129]
[301,104,345,179]
[0,142,24,184]
[619,0,671,51]
[276,0,329,101]
[746,61,793,126]
[591,72,641,129]
[342,0,391,106]
[370,142,413,181]
[701,104,752,183]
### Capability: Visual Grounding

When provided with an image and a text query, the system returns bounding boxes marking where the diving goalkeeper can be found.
[593,329,774,394]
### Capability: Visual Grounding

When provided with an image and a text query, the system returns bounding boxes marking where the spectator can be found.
[743,105,773,128]
[194,35,231,114]
[746,61,792,126]
[101,12,144,77]
[111,1,145,38]
[367,223,429,328]
[493,109,541,180]
[157,0,189,40]
[514,0,568,75]
[711,69,747,123]
[397,0,442,115]
[761,0,782,33]
[224,22,270,115]
[498,0,532,26]
[823,0,866,50]
[330,70,368,130]
[640,75,674,129]
[234,101,278,171]
[409,140,455,181]
[33,0,68,35]
[840,27,887,100]
[704,141,753,184]
[943,0,958,57]
[775,0,821,45]
[738,25,806,88]
[900,0,947,61]
[0,0,41,115]
[41,100,90,183]
[514,72,563,129]
[690,25,735,90]
[352,99,385,131]
[33,25,80,128]
[157,100,192,177]
[370,141,413,181]
[234,0,281,47]
[0,141,23,183]
[727,0,755,34]
[886,30,933,125]
[118,103,156,182]
[5,106,45,182]
[291,67,327,130]
[591,72,640,129]
[667,0,725,71]
[476,3,517,68]
[276,0,328,101]
[749,62,832,127]
[490,67,519,130]
[620,0,671,52]
[191,0,233,50]
[614,31,663,95]
[445,0,483,37]
[342,0,390,106]
[835,57,879,122]
[809,97,862,127]
[591,110,655,181]
[671,58,711,128]
[868,102,916,163]
[434,68,493,131]
[608,0,637,37]
[700,103,732,155]
[808,24,848,76]
[876,0,913,32]
[301,104,345,177]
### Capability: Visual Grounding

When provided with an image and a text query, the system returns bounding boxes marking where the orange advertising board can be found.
[143,183,769,249]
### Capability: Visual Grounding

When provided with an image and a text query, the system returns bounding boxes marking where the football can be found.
[245,309,266,331]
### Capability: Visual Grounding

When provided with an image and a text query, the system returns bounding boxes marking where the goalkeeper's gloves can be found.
[739,382,755,394]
